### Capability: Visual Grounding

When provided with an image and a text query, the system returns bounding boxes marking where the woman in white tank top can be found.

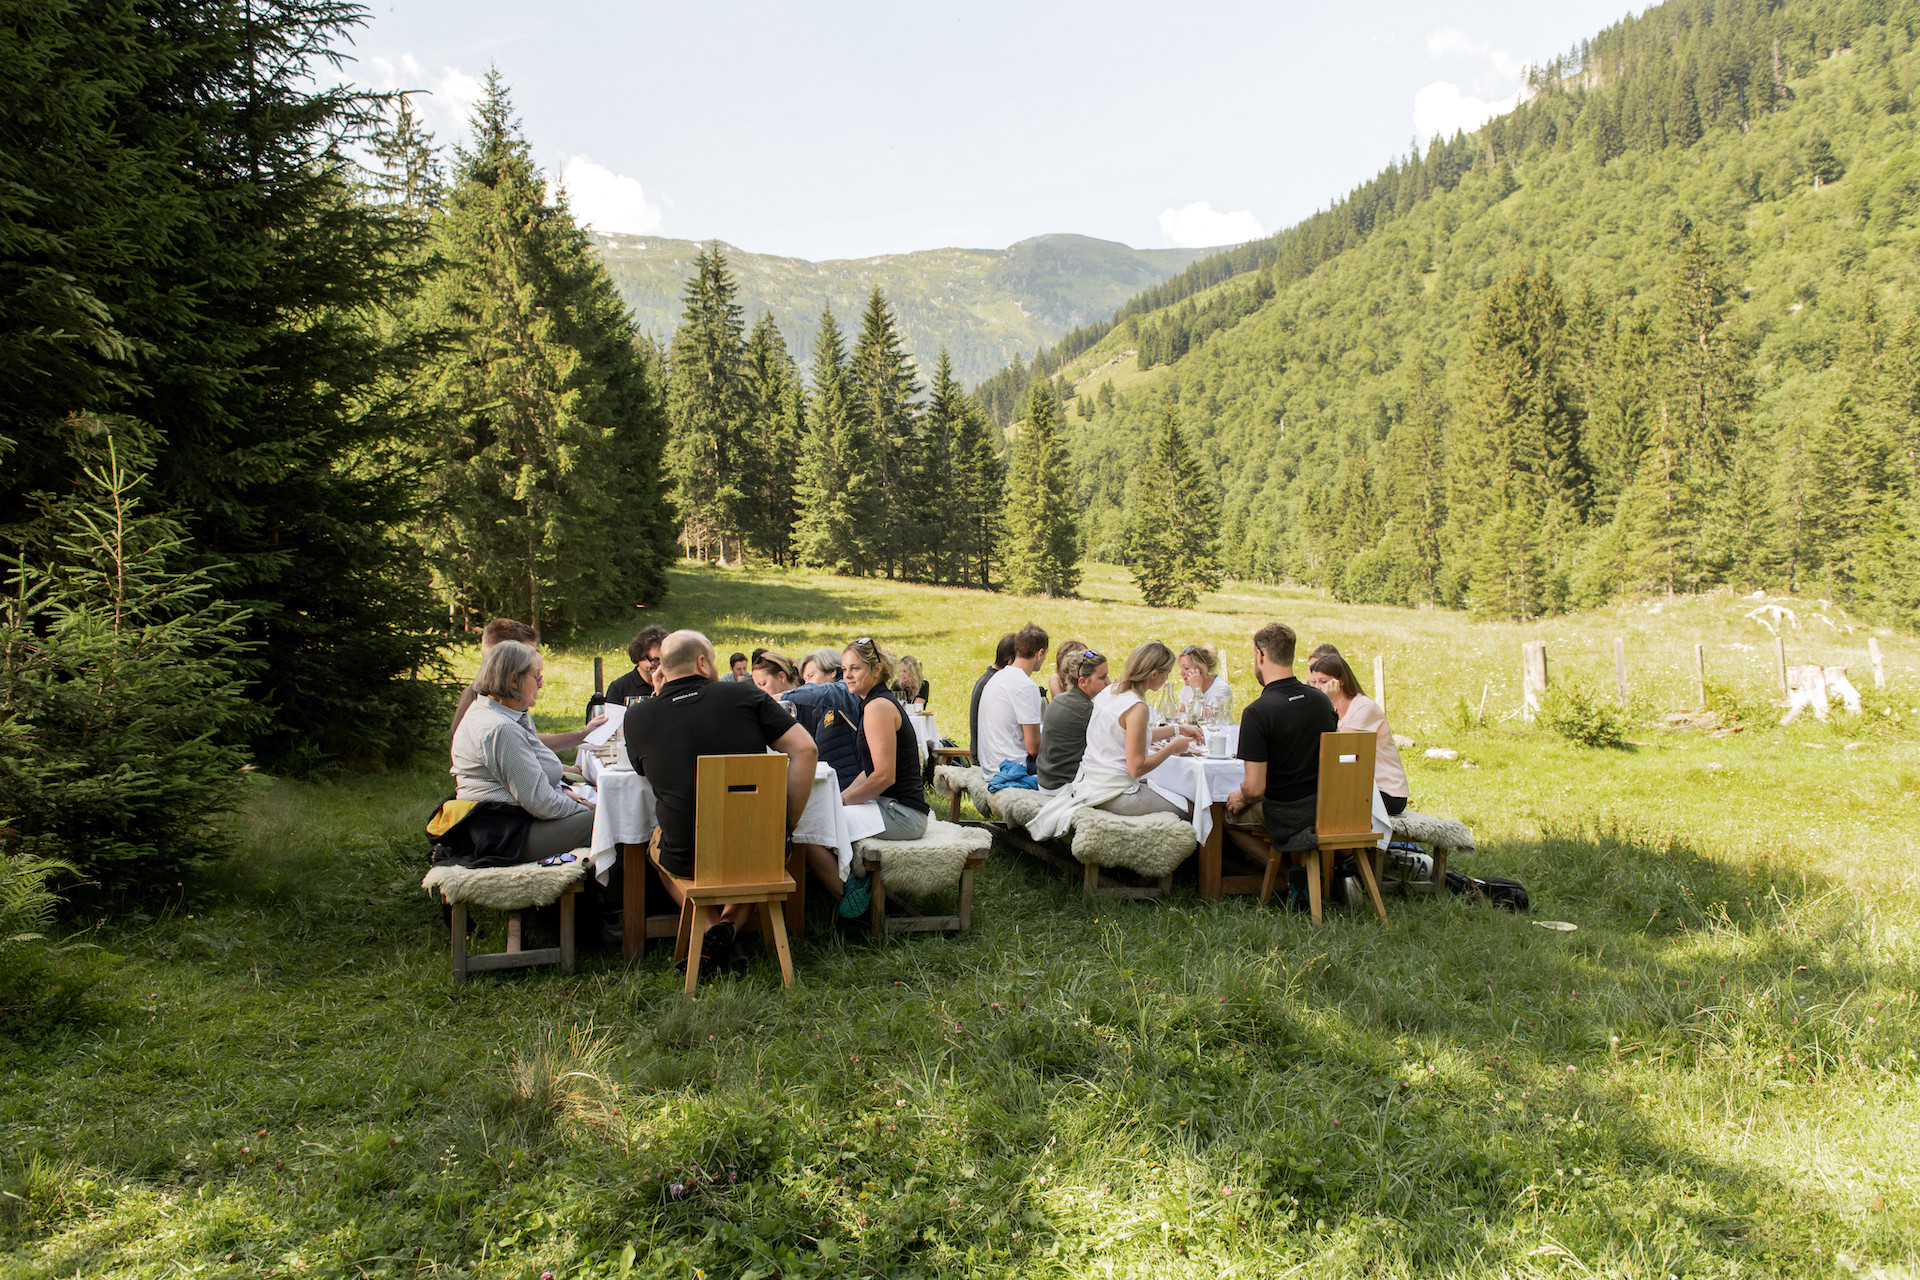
[1080,642,1203,818]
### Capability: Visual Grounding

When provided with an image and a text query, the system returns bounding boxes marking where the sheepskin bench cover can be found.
[933,764,992,817]
[854,819,992,900]
[1069,808,1198,879]
[1388,810,1476,853]
[422,857,588,909]
[987,788,1049,829]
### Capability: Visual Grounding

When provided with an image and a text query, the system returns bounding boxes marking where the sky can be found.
[349,0,1643,261]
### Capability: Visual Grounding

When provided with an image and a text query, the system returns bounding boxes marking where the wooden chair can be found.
[1258,732,1390,927]
[648,754,796,994]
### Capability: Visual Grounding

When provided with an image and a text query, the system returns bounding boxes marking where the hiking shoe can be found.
[838,875,872,918]
[695,921,736,978]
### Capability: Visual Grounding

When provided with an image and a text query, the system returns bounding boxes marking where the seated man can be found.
[1225,622,1337,849]
[623,630,818,974]
[968,633,1015,761]
[602,625,667,710]
[1035,647,1109,790]
[451,617,605,756]
[727,651,751,682]
[976,623,1047,775]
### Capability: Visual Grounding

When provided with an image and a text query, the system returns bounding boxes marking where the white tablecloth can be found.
[906,710,938,762]
[1144,753,1390,850]
[586,761,883,884]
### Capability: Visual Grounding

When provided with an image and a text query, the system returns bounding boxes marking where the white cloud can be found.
[362,54,483,135]
[559,156,664,236]
[1415,26,1530,143]
[1157,201,1266,248]
[1425,26,1527,81]
[1413,81,1522,144]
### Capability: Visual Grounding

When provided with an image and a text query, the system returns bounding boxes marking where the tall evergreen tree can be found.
[367,93,444,213]
[948,390,1006,589]
[1003,384,1080,598]
[739,313,802,564]
[667,244,750,562]
[848,289,923,579]
[0,0,449,767]
[792,310,871,574]
[1123,411,1221,609]
[921,351,971,585]
[414,72,671,630]
[1381,360,1449,603]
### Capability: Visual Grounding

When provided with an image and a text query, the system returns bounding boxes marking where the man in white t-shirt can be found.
[975,623,1049,774]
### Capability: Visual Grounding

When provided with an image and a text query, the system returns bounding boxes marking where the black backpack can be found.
[1444,869,1530,912]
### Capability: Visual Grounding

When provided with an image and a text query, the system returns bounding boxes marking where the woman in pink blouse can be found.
[1305,647,1409,815]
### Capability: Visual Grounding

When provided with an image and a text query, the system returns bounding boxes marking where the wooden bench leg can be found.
[764,900,794,987]
[869,861,888,938]
[559,888,577,973]
[506,911,523,953]
[1431,848,1449,893]
[1082,860,1100,899]
[958,865,975,931]
[948,789,964,823]
[451,901,468,984]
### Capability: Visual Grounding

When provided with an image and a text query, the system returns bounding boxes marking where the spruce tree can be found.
[740,313,802,564]
[849,289,924,579]
[667,244,749,562]
[791,310,871,573]
[1381,360,1448,604]
[1124,411,1222,609]
[922,351,970,585]
[414,72,671,630]
[949,396,1006,589]
[1003,384,1080,598]
[367,93,444,213]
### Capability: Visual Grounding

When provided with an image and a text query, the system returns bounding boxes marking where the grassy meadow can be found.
[3,563,1918,1278]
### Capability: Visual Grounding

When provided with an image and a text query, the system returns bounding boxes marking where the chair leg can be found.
[450,901,468,984]
[1259,853,1281,905]
[1354,847,1391,928]
[764,900,794,987]
[958,866,975,931]
[559,888,577,974]
[1306,853,1323,925]
[673,897,696,965]
[681,898,702,996]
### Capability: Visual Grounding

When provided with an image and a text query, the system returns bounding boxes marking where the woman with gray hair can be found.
[799,647,843,684]
[449,640,595,862]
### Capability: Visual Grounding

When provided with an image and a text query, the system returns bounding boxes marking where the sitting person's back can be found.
[623,636,806,880]
[1227,622,1338,848]
[784,677,863,789]
[449,640,592,864]
[1035,648,1109,790]
[976,624,1048,773]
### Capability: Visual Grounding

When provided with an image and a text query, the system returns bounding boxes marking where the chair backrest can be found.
[692,754,789,885]
[1315,731,1376,839]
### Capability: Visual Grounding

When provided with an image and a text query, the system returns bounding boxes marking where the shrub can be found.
[0,852,109,1028]
[1536,677,1633,748]
[0,421,253,890]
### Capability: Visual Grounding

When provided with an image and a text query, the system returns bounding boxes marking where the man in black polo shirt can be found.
[1226,621,1337,848]
[624,629,818,973]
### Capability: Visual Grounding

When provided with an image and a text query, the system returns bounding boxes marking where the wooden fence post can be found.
[1869,637,1886,689]
[1774,635,1788,696]
[1522,641,1549,722]
[593,656,604,695]
[1613,637,1628,706]
[1374,655,1387,712]
[1693,643,1707,709]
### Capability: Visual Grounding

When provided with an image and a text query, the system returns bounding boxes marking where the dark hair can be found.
[993,633,1017,667]
[482,617,538,650]
[750,647,767,664]
[728,651,748,667]
[1013,623,1049,660]
[1252,622,1297,668]
[1308,648,1364,698]
[628,624,667,666]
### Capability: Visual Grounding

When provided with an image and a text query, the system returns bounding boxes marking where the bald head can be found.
[658,629,718,680]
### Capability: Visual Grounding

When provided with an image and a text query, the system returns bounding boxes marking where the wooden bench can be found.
[424,860,585,985]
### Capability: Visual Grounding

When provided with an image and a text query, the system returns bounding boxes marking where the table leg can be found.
[784,841,806,938]
[1198,802,1225,899]
[621,842,645,961]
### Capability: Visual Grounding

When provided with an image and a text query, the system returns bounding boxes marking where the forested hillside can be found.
[593,233,1210,387]
[1005,0,1920,626]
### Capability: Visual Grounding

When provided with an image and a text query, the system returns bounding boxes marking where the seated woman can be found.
[1173,643,1234,722]
[1034,647,1109,790]
[799,648,842,684]
[450,640,595,863]
[1306,646,1409,815]
[1029,642,1202,838]
[810,638,931,917]
[750,649,801,699]
[891,654,931,708]
[1047,639,1088,699]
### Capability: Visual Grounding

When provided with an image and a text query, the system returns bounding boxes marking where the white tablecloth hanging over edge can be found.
[1143,753,1390,850]
[587,761,884,885]
[906,710,937,763]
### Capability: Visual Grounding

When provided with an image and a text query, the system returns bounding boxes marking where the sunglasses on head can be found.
[1080,648,1103,662]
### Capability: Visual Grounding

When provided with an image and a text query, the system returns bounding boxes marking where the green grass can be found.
[3,564,1917,1278]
